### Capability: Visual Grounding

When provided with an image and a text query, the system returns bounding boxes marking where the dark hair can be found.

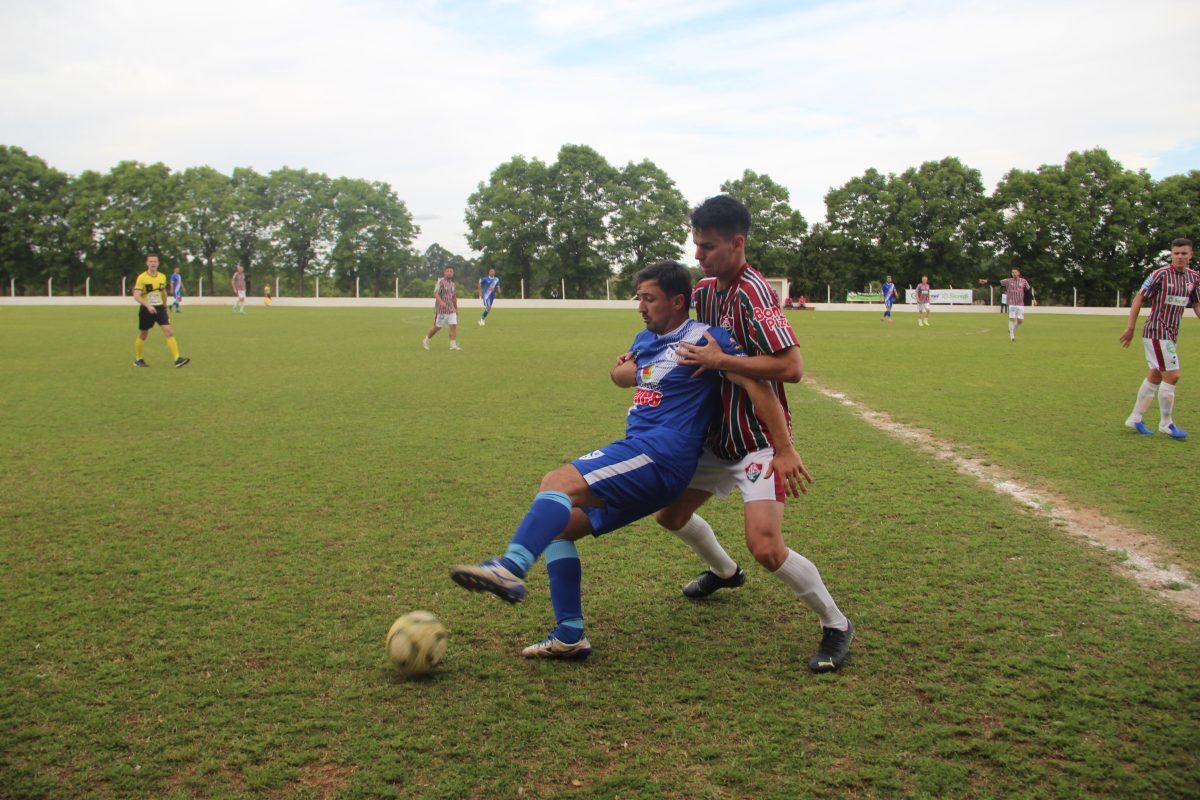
[634,260,692,311]
[690,195,751,239]
[146,252,159,259]
[1171,238,1193,249]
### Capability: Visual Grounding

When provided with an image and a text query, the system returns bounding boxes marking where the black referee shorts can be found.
[138,305,170,331]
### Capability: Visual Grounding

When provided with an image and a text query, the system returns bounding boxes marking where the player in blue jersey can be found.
[450,261,808,658]
[169,267,183,313]
[880,276,896,323]
[478,267,499,326]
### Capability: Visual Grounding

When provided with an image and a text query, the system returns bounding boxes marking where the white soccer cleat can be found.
[521,634,592,660]
[422,337,430,350]
[478,318,486,326]
[450,343,462,351]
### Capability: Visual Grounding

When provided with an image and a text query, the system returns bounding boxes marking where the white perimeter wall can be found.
[0,296,1143,316]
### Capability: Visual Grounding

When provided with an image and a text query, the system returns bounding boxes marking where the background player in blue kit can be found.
[450,261,809,658]
[478,267,499,326]
[169,266,183,313]
[881,275,897,323]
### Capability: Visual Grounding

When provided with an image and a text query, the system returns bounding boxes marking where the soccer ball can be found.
[386,611,449,677]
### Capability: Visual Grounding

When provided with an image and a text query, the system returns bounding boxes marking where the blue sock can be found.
[546,540,583,641]
[501,491,572,576]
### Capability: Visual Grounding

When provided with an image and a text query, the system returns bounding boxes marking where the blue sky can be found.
[1,0,1197,255]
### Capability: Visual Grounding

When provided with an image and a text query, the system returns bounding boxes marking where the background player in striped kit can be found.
[423,266,461,350]
[1120,238,1200,439]
[915,276,931,326]
[660,194,854,673]
[981,269,1034,341]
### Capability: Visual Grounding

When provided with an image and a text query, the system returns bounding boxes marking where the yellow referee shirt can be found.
[134,272,168,307]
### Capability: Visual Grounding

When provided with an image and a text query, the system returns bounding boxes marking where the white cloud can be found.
[1,0,1196,255]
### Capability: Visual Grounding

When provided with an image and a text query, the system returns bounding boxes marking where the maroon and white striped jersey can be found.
[999,277,1030,307]
[1139,265,1200,342]
[692,263,797,460]
[434,277,457,313]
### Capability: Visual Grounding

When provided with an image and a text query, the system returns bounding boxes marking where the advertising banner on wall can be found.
[904,288,974,304]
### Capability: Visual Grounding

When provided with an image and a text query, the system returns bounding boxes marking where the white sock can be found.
[1129,379,1158,422]
[1008,321,1015,337]
[670,514,738,578]
[772,550,848,630]
[1158,382,1176,427]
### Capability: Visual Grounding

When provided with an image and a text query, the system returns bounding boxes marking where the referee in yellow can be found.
[133,253,190,368]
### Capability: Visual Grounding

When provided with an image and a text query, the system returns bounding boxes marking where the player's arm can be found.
[725,372,812,497]
[132,283,153,311]
[611,356,636,387]
[679,342,803,384]
[1120,291,1146,347]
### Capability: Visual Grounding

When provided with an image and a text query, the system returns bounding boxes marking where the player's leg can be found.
[655,454,743,598]
[134,325,150,366]
[448,322,461,350]
[1007,307,1018,340]
[743,500,853,672]
[159,320,189,367]
[451,463,599,602]
[522,526,593,659]
[1158,359,1186,438]
[1126,354,1162,434]
[423,321,440,349]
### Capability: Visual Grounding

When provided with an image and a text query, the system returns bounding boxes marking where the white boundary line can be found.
[808,379,1200,622]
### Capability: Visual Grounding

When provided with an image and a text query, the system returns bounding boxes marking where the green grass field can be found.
[1,306,1197,800]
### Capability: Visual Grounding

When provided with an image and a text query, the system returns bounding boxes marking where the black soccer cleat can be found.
[682,566,746,599]
[133,359,149,368]
[174,357,191,368]
[809,619,854,673]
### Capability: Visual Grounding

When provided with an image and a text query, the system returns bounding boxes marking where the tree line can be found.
[3,143,1197,304]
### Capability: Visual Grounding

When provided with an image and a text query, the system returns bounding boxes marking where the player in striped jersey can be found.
[981,269,1035,341]
[1120,239,1200,439]
[916,276,931,326]
[658,194,853,673]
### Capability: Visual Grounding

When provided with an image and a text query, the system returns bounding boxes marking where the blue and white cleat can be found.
[450,559,527,603]
[1159,423,1189,440]
[521,632,592,660]
[1125,418,1154,435]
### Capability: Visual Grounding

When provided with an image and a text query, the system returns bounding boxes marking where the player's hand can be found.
[1119,327,1134,348]
[762,445,813,498]
[676,337,724,376]
[614,351,635,367]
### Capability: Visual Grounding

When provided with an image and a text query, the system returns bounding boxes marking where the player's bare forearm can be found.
[611,358,636,388]
[732,373,813,496]
[678,340,802,382]
[1120,293,1144,346]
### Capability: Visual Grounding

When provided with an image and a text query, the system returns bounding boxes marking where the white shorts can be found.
[237,290,246,299]
[686,447,784,504]
[1143,337,1180,372]
[1008,305,1025,320]
[917,301,930,312]
[435,312,458,327]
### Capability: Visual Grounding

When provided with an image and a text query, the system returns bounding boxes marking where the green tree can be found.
[721,169,807,277]
[0,146,70,294]
[266,167,333,296]
[329,177,420,296]
[94,161,182,286]
[892,157,994,289]
[465,155,554,296]
[548,144,616,298]
[177,166,232,292]
[1149,170,1200,254]
[824,167,904,291]
[227,167,273,293]
[606,159,689,295]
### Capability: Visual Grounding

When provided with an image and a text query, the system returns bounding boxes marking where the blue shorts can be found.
[483,294,495,309]
[571,435,699,536]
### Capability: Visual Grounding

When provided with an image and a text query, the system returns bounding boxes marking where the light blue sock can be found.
[502,491,572,576]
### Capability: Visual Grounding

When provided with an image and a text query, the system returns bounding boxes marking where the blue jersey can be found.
[882,282,896,304]
[170,273,183,296]
[480,275,499,300]
[625,319,742,445]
